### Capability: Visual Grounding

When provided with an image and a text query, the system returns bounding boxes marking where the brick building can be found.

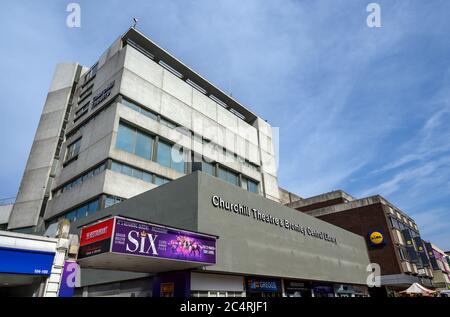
[286,191,434,297]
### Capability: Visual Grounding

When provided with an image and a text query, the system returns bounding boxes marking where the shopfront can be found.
[72,172,372,297]
[284,280,313,297]
[312,284,335,297]
[0,231,58,297]
[245,277,283,297]
[334,284,355,297]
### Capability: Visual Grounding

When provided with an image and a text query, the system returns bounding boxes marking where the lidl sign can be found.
[368,231,385,247]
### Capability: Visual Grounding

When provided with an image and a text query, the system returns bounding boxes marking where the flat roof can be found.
[286,190,355,209]
[300,195,418,226]
[121,28,258,124]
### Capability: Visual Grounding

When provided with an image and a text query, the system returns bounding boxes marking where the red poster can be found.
[80,218,114,247]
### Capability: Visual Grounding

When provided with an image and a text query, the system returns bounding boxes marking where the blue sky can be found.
[0,1,449,250]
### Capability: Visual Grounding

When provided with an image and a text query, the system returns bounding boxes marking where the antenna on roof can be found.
[132,18,138,29]
[228,75,233,98]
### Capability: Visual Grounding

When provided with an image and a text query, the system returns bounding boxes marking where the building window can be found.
[398,248,409,261]
[155,176,170,186]
[65,138,82,162]
[104,195,125,208]
[242,177,259,194]
[202,160,215,176]
[61,162,106,193]
[110,160,170,186]
[136,131,153,160]
[63,198,100,223]
[116,122,154,160]
[156,140,186,173]
[122,99,158,121]
[218,167,239,186]
[117,123,135,153]
[389,217,401,230]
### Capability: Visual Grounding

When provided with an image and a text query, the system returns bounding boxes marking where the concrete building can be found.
[278,187,302,205]
[7,27,280,233]
[0,198,14,231]
[286,190,434,297]
[70,172,371,297]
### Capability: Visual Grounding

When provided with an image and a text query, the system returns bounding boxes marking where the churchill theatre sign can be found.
[211,195,337,245]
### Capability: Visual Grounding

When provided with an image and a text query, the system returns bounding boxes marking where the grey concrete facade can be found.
[72,172,371,287]
[8,64,83,230]
[8,27,281,230]
[0,204,13,225]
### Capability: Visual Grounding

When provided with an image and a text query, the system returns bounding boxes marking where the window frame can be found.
[65,138,82,163]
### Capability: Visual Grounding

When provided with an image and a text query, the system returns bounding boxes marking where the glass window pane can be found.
[72,139,81,156]
[242,178,248,190]
[88,200,99,213]
[155,176,168,186]
[218,167,227,182]
[143,172,153,183]
[105,197,114,208]
[98,164,106,173]
[157,141,171,168]
[66,211,77,222]
[227,171,238,186]
[122,99,141,113]
[172,148,185,173]
[132,168,143,180]
[248,180,258,193]
[111,161,122,173]
[135,131,152,160]
[122,165,133,177]
[76,205,88,219]
[66,139,81,161]
[116,123,135,154]
[202,161,215,176]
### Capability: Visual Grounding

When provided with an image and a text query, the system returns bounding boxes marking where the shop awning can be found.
[399,283,436,296]
[77,216,217,273]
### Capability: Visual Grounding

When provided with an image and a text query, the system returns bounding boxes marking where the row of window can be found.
[117,121,259,193]
[111,161,170,186]
[116,122,186,173]
[56,158,171,196]
[59,162,107,194]
[389,217,419,238]
[64,198,100,223]
[123,98,188,132]
[121,98,259,172]
[201,160,259,193]
[62,195,125,223]
[66,95,259,175]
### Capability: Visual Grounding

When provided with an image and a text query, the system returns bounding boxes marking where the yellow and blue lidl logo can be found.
[369,231,385,246]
